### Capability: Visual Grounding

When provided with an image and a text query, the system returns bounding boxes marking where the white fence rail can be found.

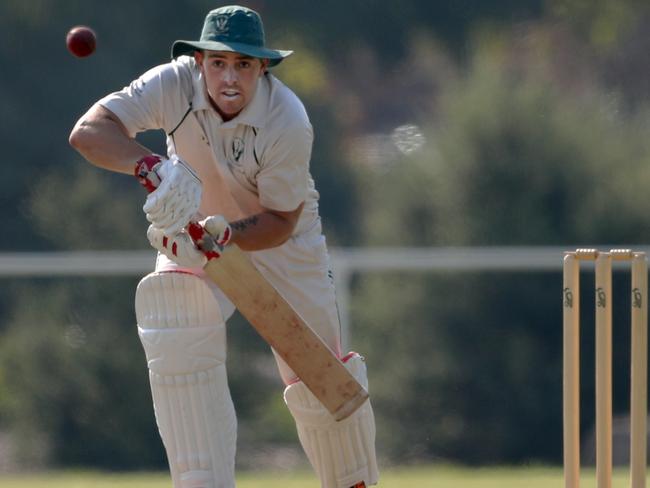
[1,246,647,347]
[0,246,573,277]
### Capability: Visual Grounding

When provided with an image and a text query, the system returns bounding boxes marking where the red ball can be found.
[66,26,96,58]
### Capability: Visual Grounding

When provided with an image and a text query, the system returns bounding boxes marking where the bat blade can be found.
[204,245,369,420]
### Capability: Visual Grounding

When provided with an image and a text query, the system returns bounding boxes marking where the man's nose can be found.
[223,66,237,83]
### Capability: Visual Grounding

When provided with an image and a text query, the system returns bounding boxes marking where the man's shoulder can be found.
[156,56,196,87]
[170,55,197,74]
[132,56,195,94]
[266,75,310,128]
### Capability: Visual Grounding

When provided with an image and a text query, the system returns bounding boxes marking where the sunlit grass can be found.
[0,466,643,487]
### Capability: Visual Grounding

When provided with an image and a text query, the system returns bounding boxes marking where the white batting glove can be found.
[147,225,206,268]
[140,155,202,237]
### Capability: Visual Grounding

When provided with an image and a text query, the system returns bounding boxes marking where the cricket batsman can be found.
[69,5,378,488]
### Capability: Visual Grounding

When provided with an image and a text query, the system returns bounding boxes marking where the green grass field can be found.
[0,466,642,487]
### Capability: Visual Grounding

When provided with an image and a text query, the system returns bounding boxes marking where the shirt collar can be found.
[191,66,269,129]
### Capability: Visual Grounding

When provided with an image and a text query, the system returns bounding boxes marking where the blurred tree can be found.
[0,278,165,468]
[29,165,149,250]
[359,31,650,247]
[353,29,650,463]
[546,0,648,49]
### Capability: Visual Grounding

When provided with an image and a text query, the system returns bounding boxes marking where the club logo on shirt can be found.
[225,131,258,190]
[232,137,245,162]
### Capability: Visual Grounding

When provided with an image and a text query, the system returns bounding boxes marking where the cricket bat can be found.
[188,223,369,421]
[137,157,368,420]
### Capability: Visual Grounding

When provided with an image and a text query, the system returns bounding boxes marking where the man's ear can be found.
[194,50,204,69]
[260,58,270,75]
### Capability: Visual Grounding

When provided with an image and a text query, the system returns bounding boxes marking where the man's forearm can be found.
[230,205,303,251]
[69,103,151,175]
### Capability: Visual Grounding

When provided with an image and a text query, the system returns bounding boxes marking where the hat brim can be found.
[171,40,292,67]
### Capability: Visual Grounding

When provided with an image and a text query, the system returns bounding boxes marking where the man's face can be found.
[195,50,268,121]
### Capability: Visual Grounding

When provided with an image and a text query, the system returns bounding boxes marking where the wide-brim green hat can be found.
[171,5,293,67]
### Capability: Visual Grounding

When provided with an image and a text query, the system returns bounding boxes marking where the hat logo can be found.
[214,15,229,33]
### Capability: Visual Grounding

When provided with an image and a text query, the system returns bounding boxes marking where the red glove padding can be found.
[134,154,163,193]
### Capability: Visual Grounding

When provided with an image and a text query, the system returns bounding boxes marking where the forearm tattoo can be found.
[231,215,260,232]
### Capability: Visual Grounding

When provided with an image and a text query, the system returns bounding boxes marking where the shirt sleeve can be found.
[97,64,170,137]
[257,123,313,212]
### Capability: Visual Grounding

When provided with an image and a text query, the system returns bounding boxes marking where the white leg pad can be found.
[284,353,379,488]
[135,272,236,488]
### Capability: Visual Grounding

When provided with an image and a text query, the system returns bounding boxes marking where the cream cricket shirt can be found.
[100,56,341,366]
[100,55,319,234]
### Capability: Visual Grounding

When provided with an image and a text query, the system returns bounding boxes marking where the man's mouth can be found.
[221,90,240,99]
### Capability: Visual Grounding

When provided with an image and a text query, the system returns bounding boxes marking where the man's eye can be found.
[239,61,250,68]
